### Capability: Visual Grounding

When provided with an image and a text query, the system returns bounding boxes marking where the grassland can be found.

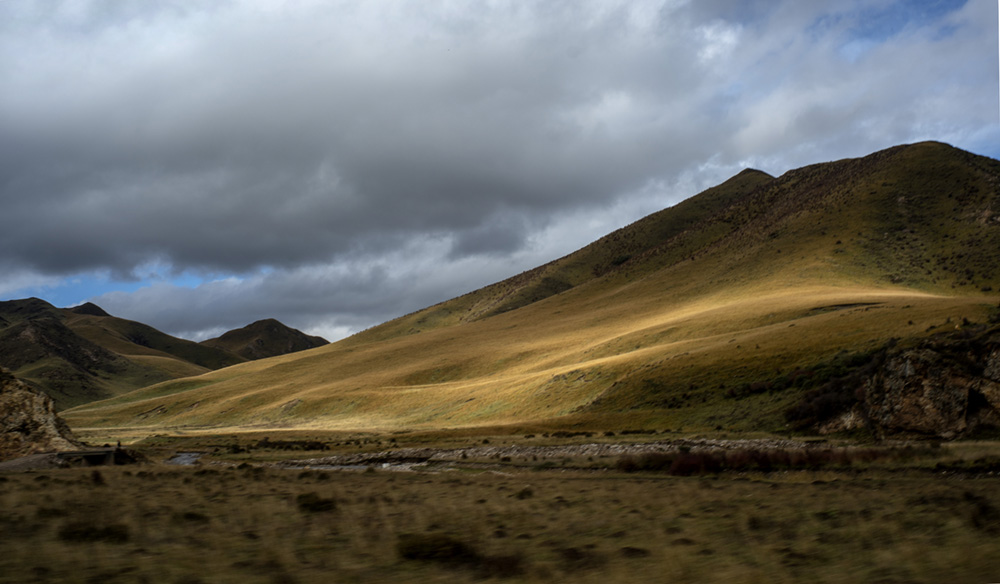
[8,141,1000,584]
[62,287,998,435]
[61,142,1000,436]
[3,437,1000,584]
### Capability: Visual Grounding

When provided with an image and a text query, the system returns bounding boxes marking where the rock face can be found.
[0,368,79,461]
[823,325,1000,438]
[864,349,1000,437]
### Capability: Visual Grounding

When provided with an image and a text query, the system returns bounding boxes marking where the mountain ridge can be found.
[63,141,1000,435]
[0,298,326,409]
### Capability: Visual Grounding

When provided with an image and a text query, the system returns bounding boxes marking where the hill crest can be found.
[201,319,328,361]
[63,141,1000,436]
[0,299,325,409]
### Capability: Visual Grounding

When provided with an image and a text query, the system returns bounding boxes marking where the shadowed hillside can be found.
[201,319,328,360]
[63,142,1000,435]
[0,299,323,409]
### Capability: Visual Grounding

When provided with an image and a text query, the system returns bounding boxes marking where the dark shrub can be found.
[724,449,752,469]
[966,492,1000,533]
[514,487,534,500]
[779,346,890,428]
[611,254,632,266]
[670,452,722,476]
[296,492,336,513]
[616,452,675,473]
[616,456,640,473]
[619,546,651,558]
[173,511,210,524]
[638,452,674,472]
[557,546,606,571]
[476,553,526,578]
[58,521,129,544]
[397,533,478,564]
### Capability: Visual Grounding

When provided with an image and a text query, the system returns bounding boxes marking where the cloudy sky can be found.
[2,0,998,341]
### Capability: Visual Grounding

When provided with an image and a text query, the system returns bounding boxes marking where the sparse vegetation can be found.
[3,446,1000,583]
[614,445,920,475]
[781,348,888,429]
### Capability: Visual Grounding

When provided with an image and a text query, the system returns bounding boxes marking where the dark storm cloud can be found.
[93,238,510,340]
[2,0,996,340]
[0,1,731,277]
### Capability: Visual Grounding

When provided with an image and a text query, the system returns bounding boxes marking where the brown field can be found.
[62,289,998,435]
[3,438,999,584]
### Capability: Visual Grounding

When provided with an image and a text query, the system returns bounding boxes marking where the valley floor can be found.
[2,437,999,583]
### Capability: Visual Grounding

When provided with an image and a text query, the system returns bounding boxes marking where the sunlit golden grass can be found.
[125,355,211,379]
[3,458,999,584]
[63,282,997,437]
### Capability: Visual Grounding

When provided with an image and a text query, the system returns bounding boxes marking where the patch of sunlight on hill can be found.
[61,142,1000,436]
[63,286,996,434]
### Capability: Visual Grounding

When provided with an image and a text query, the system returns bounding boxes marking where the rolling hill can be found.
[62,142,1000,435]
[0,299,325,410]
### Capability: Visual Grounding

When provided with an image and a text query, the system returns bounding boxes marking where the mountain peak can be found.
[0,298,59,320]
[734,167,773,179]
[69,302,111,317]
[201,319,328,361]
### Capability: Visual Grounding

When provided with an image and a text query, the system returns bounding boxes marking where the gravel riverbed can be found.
[273,437,820,470]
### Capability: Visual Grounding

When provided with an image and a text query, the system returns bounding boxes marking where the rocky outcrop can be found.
[0,368,79,461]
[822,325,1000,438]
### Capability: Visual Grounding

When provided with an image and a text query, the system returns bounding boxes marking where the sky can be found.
[2,0,998,342]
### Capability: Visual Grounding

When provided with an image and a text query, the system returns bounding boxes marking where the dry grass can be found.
[2,456,999,584]
[62,287,996,435]
[59,142,1000,435]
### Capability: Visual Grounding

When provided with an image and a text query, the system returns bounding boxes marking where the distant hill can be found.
[201,319,328,360]
[64,142,1000,436]
[0,299,322,410]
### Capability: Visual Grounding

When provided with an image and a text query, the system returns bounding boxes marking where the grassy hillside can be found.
[0,298,335,409]
[62,312,244,371]
[63,142,1000,434]
[0,299,244,408]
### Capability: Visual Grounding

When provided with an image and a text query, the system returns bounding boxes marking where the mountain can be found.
[63,142,1000,435]
[201,319,328,360]
[0,298,242,409]
[0,299,322,410]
